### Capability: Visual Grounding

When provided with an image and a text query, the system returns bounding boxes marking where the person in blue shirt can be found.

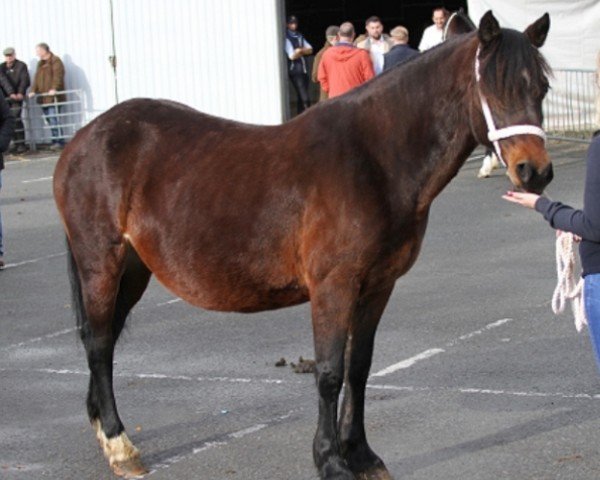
[503,132,600,371]
[284,15,313,115]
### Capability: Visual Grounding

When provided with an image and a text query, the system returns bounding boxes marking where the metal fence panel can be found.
[543,69,599,142]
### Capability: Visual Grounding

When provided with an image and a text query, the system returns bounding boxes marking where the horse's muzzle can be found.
[517,161,553,194]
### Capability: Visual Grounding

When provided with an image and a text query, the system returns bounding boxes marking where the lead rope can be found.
[551,231,587,332]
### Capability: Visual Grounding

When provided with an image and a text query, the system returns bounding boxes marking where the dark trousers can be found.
[289,72,311,115]
[7,101,24,144]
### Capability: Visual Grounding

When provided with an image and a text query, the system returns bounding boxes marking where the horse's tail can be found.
[66,237,88,339]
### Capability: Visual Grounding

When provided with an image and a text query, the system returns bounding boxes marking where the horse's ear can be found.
[524,13,550,48]
[478,11,501,45]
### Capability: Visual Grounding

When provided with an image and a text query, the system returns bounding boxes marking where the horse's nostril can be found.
[516,162,533,183]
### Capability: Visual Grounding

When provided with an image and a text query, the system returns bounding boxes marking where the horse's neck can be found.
[355,37,479,215]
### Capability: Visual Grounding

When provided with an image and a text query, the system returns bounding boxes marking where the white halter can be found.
[474,45,546,167]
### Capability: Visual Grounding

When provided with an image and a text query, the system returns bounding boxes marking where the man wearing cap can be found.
[312,25,339,102]
[284,15,313,115]
[0,47,30,153]
[383,26,419,71]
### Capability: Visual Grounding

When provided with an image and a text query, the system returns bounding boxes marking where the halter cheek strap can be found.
[474,46,546,167]
[442,12,458,41]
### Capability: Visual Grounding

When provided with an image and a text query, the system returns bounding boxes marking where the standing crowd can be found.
[285,8,448,114]
[0,41,66,268]
[0,42,67,155]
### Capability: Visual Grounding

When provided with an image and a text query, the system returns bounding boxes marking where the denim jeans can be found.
[42,105,64,145]
[584,273,600,373]
[0,170,3,257]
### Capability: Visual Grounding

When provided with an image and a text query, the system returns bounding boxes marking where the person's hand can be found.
[28,91,36,98]
[14,93,23,101]
[556,229,582,243]
[48,89,57,95]
[9,93,18,100]
[502,191,540,209]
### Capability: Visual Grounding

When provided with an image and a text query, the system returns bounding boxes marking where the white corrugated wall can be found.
[3,0,116,120]
[2,0,285,125]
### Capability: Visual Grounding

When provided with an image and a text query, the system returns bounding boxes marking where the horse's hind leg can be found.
[339,286,395,480]
[69,240,151,478]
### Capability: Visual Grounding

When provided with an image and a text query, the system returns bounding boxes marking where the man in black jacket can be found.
[0,47,30,153]
[0,94,15,268]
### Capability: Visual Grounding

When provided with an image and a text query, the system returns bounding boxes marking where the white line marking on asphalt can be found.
[156,298,182,307]
[229,423,267,439]
[6,366,600,402]
[445,318,514,347]
[371,318,515,378]
[2,367,302,386]
[370,348,445,377]
[2,251,66,269]
[22,175,53,184]
[465,153,486,163]
[3,327,77,350]
[147,411,295,475]
[367,384,600,401]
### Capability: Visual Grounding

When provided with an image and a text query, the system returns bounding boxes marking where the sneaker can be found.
[15,144,28,154]
[49,143,63,152]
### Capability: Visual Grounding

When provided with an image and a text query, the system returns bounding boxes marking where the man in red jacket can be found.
[317,22,375,98]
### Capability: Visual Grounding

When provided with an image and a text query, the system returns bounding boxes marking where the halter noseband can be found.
[474,45,546,167]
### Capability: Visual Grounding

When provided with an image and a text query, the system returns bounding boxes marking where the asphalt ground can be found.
[1,141,599,480]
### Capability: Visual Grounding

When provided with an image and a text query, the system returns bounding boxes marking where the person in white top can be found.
[356,16,392,75]
[418,7,448,52]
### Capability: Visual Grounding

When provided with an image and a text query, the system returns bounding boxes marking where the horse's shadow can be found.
[391,405,598,476]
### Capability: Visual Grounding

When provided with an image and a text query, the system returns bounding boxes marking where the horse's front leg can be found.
[310,271,360,480]
[339,285,395,480]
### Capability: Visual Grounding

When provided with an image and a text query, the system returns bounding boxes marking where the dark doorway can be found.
[283,0,469,117]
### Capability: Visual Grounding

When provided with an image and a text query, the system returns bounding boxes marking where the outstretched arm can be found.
[503,139,600,242]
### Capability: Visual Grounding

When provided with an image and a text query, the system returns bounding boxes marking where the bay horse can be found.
[54,11,552,480]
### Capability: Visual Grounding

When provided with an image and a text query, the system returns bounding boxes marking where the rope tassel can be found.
[551,231,587,332]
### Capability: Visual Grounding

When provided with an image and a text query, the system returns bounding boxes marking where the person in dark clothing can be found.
[284,15,313,115]
[0,94,16,268]
[503,132,600,371]
[383,26,419,72]
[0,47,30,153]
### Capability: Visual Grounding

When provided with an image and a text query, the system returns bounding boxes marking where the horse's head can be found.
[472,11,552,194]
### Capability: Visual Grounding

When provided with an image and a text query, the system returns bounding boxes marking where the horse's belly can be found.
[144,248,309,313]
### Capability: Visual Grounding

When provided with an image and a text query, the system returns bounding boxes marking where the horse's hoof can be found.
[355,467,394,480]
[111,457,148,479]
